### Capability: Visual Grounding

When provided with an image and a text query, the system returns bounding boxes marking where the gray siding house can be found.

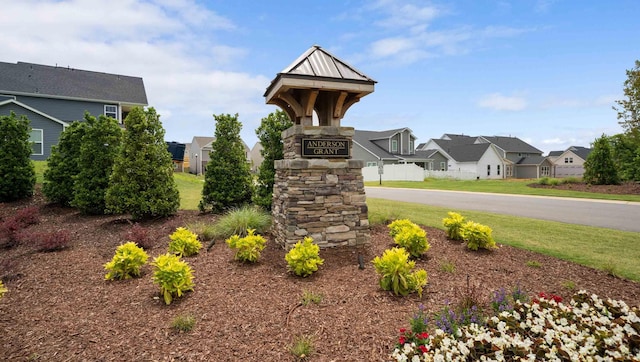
[0,61,147,160]
[189,136,251,175]
[353,128,444,167]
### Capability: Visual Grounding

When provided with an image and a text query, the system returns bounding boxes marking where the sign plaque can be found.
[302,138,350,158]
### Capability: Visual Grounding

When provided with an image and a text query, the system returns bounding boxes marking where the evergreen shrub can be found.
[104,242,149,280]
[285,237,324,277]
[152,253,194,305]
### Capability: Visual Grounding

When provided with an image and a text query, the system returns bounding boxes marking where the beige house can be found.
[547,146,592,178]
[250,142,264,173]
[189,136,250,175]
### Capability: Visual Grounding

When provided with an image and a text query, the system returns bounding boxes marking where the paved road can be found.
[365,187,640,232]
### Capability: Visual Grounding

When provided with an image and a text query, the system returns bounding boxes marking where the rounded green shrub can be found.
[152,253,194,305]
[285,237,324,277]
[225,228,267,263]
[461,221,497,251]
[389,220,430,258]
[372,247,428,297]
[168,227,202,257]
[443,212,466,241]
[104,242,149,280]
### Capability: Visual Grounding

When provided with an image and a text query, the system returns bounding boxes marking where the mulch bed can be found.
[1,190,639,361]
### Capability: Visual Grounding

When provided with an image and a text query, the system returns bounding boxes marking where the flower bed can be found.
[391,291,640,361]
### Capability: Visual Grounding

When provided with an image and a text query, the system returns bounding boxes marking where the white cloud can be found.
[477,93,527,111]
[0,0,269,144]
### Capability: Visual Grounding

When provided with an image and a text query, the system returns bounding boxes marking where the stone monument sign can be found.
[264,45,376,249]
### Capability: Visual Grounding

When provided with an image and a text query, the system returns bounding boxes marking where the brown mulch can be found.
[1,190,639,362]
[529,181,640,195]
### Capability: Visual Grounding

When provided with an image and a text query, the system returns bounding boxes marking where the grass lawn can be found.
[366,178,640,203]
[32,161,640,281]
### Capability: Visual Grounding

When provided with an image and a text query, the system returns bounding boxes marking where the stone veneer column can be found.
[272,125,370,249]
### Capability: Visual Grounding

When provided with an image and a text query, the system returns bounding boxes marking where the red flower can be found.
[399,328,407,334]
[419,332,429,339]
[419,345,428,353]
[399,336,406,345]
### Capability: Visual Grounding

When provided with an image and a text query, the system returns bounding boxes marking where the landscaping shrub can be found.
[171,314,196,332]
[372,247,428,297]
[209,205,272,241]
[72,113,122,215]
[0,280,7,299]
[168,227,202,257]
[151,253,194,305]
[199,113,253,213]
[124,223,153,250]
[105,107,180,220]
[42,121,87,206]
[225,229,266,263]
[388,219,415,238]
[442,212,465,241]
[0,206,40,247]
[0,112,36,202]
[285,237,324,277]
[104,242,149,280]
[461,221,496,251]
[389,220,430,258]
[35,229,71,252]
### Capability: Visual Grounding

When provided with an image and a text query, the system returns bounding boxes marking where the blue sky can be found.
[2,0,639,154]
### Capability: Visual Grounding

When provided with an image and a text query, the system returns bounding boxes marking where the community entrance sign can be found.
[264,45,376,248]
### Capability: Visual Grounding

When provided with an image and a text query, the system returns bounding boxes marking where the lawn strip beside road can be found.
[365,179,640,203]
[368,198,640,282]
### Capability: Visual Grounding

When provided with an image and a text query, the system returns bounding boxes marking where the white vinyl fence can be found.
[362,164,478,182]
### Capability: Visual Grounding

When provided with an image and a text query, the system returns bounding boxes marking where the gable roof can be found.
[0,98,69,127]
[280,45,375,83]
[0,61,147,105]
[478,136,543,154]
[516,155,548,165]
[353,130,397,160]
[567,146,592,160]
[445,143,491,162]
[548,150,563,157]
[166,142,186,161]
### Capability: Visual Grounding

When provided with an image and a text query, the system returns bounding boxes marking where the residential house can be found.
[166,141,186,172]
[419,134,549,179]
[417,136,505,179]
[352,128,443,167]
[189,136,251,175]
[548,146,592,178]
[0,61,147,160]
[250,142,264,173]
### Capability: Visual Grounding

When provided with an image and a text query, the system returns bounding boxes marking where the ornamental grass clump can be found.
[225,228,266,263]
[388,219,430,258]
[104,242,149,280]
[151,253,194,305]
[442,212,465,241]
[0,280,7,299]
[285,237,324,277]
[461,221,496,251]
[168,227,202,257]
[372,247,428,297]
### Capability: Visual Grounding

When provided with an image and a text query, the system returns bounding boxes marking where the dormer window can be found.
[391,139,398,153]
[105,105,118,120]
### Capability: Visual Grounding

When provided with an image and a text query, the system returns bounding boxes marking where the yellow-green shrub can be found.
[285,237,324,277]
[390,221,430,258]
[443,212,466,240]
[152,253,194,305]
[0,280,7,299]
[461,221,496,251]
[388,219,415,238]
[104,241,149,280]
[372,247,427,297]
[225,228,267,263]
[168,227,202,257]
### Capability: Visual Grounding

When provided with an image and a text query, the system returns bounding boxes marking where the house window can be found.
[409,140,414,153]
[428,162,433,170]
[30,129,43,155]
[564,157,574,164]
[487,165,491,176]
[391,139,398,153]
[541,166,550,176]
[497,165,501,175]
[366,162,377,167]
[506,165,513,177]
[105,105,118,120]
[440,162,445,171]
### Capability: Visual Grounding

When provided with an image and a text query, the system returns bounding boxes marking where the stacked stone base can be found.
[272,158,370,249]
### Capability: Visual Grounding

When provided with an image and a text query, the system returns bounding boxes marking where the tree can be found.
[614,60,640,133]
[199,113,252,213]
[42,121,87,205]
[0,112,36,201]
[72,113,122,214]
[252,110,293,209]
[583,134,620,185]
[610,131,640,182]
[106,107,180,220]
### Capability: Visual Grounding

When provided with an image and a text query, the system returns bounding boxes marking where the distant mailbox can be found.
[301,138,350,158]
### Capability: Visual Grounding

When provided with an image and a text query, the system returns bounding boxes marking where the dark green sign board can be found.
[302,138,350,158]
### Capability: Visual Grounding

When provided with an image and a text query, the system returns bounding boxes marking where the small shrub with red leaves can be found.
[124,223,154,250]
[35,230,71,252]
[0,206,40,248]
